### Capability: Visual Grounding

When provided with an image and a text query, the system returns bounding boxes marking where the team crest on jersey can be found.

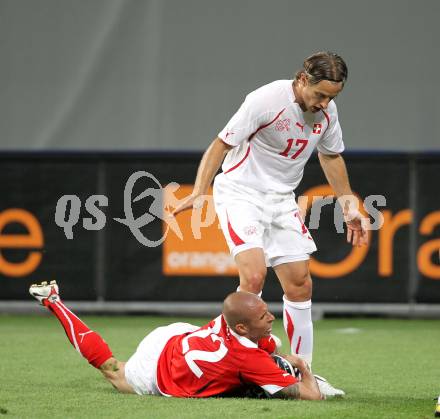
[313,123,322,134]
[275,119,290,132]
[243,225,258,236]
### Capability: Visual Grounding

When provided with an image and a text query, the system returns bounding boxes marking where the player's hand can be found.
[171,193,204,217]
[344,209,369,247]
[284,354,310,374]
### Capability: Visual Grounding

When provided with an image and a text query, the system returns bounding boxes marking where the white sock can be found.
[283,296,313,366]
[236,286,262,298]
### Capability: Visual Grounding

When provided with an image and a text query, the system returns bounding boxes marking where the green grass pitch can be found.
[0,313,438,418]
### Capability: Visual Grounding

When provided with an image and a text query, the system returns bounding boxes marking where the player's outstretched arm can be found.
[274,354,322,400]
[318,152,368,247]
[274,376,322,400]
[172,137,232,216]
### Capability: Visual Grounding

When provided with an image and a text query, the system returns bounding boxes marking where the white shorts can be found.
[213,174,317,267]
[124,322,199,395]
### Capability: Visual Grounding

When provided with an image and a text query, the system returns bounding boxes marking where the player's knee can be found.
[284,273,312,300]
[241,270,266,294]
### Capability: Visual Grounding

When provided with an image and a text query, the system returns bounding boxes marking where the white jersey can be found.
[217,80,344,194]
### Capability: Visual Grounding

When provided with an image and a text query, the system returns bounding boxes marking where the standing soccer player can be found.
[173,51,368,396]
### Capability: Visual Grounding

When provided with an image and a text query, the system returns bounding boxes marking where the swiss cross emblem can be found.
[275,119,291,132]
[313,123,322,134]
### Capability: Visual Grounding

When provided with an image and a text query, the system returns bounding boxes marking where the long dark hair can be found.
[295,51,348,85]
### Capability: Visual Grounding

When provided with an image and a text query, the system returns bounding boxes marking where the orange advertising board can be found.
[162,185,238,276]
[0,209,44,277]
[162,183,440,279]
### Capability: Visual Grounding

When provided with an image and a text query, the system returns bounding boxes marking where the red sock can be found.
[44,299,113,368]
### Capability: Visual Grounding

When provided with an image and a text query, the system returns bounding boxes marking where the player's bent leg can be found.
[273,262,345,397]
[234,247,267,294]
[274,259,312,301]
[29,281,135,392]
[273,260,313,365]
[30,281,112,368]
[100,359,135,394]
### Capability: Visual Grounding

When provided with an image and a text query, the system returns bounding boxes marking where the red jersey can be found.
[156,315,296,397]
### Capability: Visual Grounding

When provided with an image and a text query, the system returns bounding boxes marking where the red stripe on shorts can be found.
[226,211,245,246]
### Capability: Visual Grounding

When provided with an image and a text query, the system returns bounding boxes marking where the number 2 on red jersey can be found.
[181,329,228,378]
[279,138,308,159]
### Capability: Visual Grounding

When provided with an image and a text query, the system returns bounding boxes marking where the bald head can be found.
[222,291,264,330]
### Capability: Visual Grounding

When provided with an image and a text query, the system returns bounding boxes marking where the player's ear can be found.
[234,323,248,336]
[299,71,308,86]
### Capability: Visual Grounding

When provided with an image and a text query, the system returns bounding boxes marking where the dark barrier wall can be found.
[0,152,439,303]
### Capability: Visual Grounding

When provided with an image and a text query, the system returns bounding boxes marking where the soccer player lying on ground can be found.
[30,281,323,400]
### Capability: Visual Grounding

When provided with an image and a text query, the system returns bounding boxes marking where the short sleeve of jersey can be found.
[239,350,297,395]
[317,102,345,155]
[257,336,277,354]
[218,92,272,147]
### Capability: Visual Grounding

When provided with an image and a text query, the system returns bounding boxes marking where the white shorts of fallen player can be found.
[124,322,199,395]
[213,174,317,267]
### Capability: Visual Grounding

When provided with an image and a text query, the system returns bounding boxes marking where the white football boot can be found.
[314,374,345,397]
[29,281,60,305]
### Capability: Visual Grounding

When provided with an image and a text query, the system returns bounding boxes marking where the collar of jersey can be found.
[228,327,258,348]
[287,79,297,106]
